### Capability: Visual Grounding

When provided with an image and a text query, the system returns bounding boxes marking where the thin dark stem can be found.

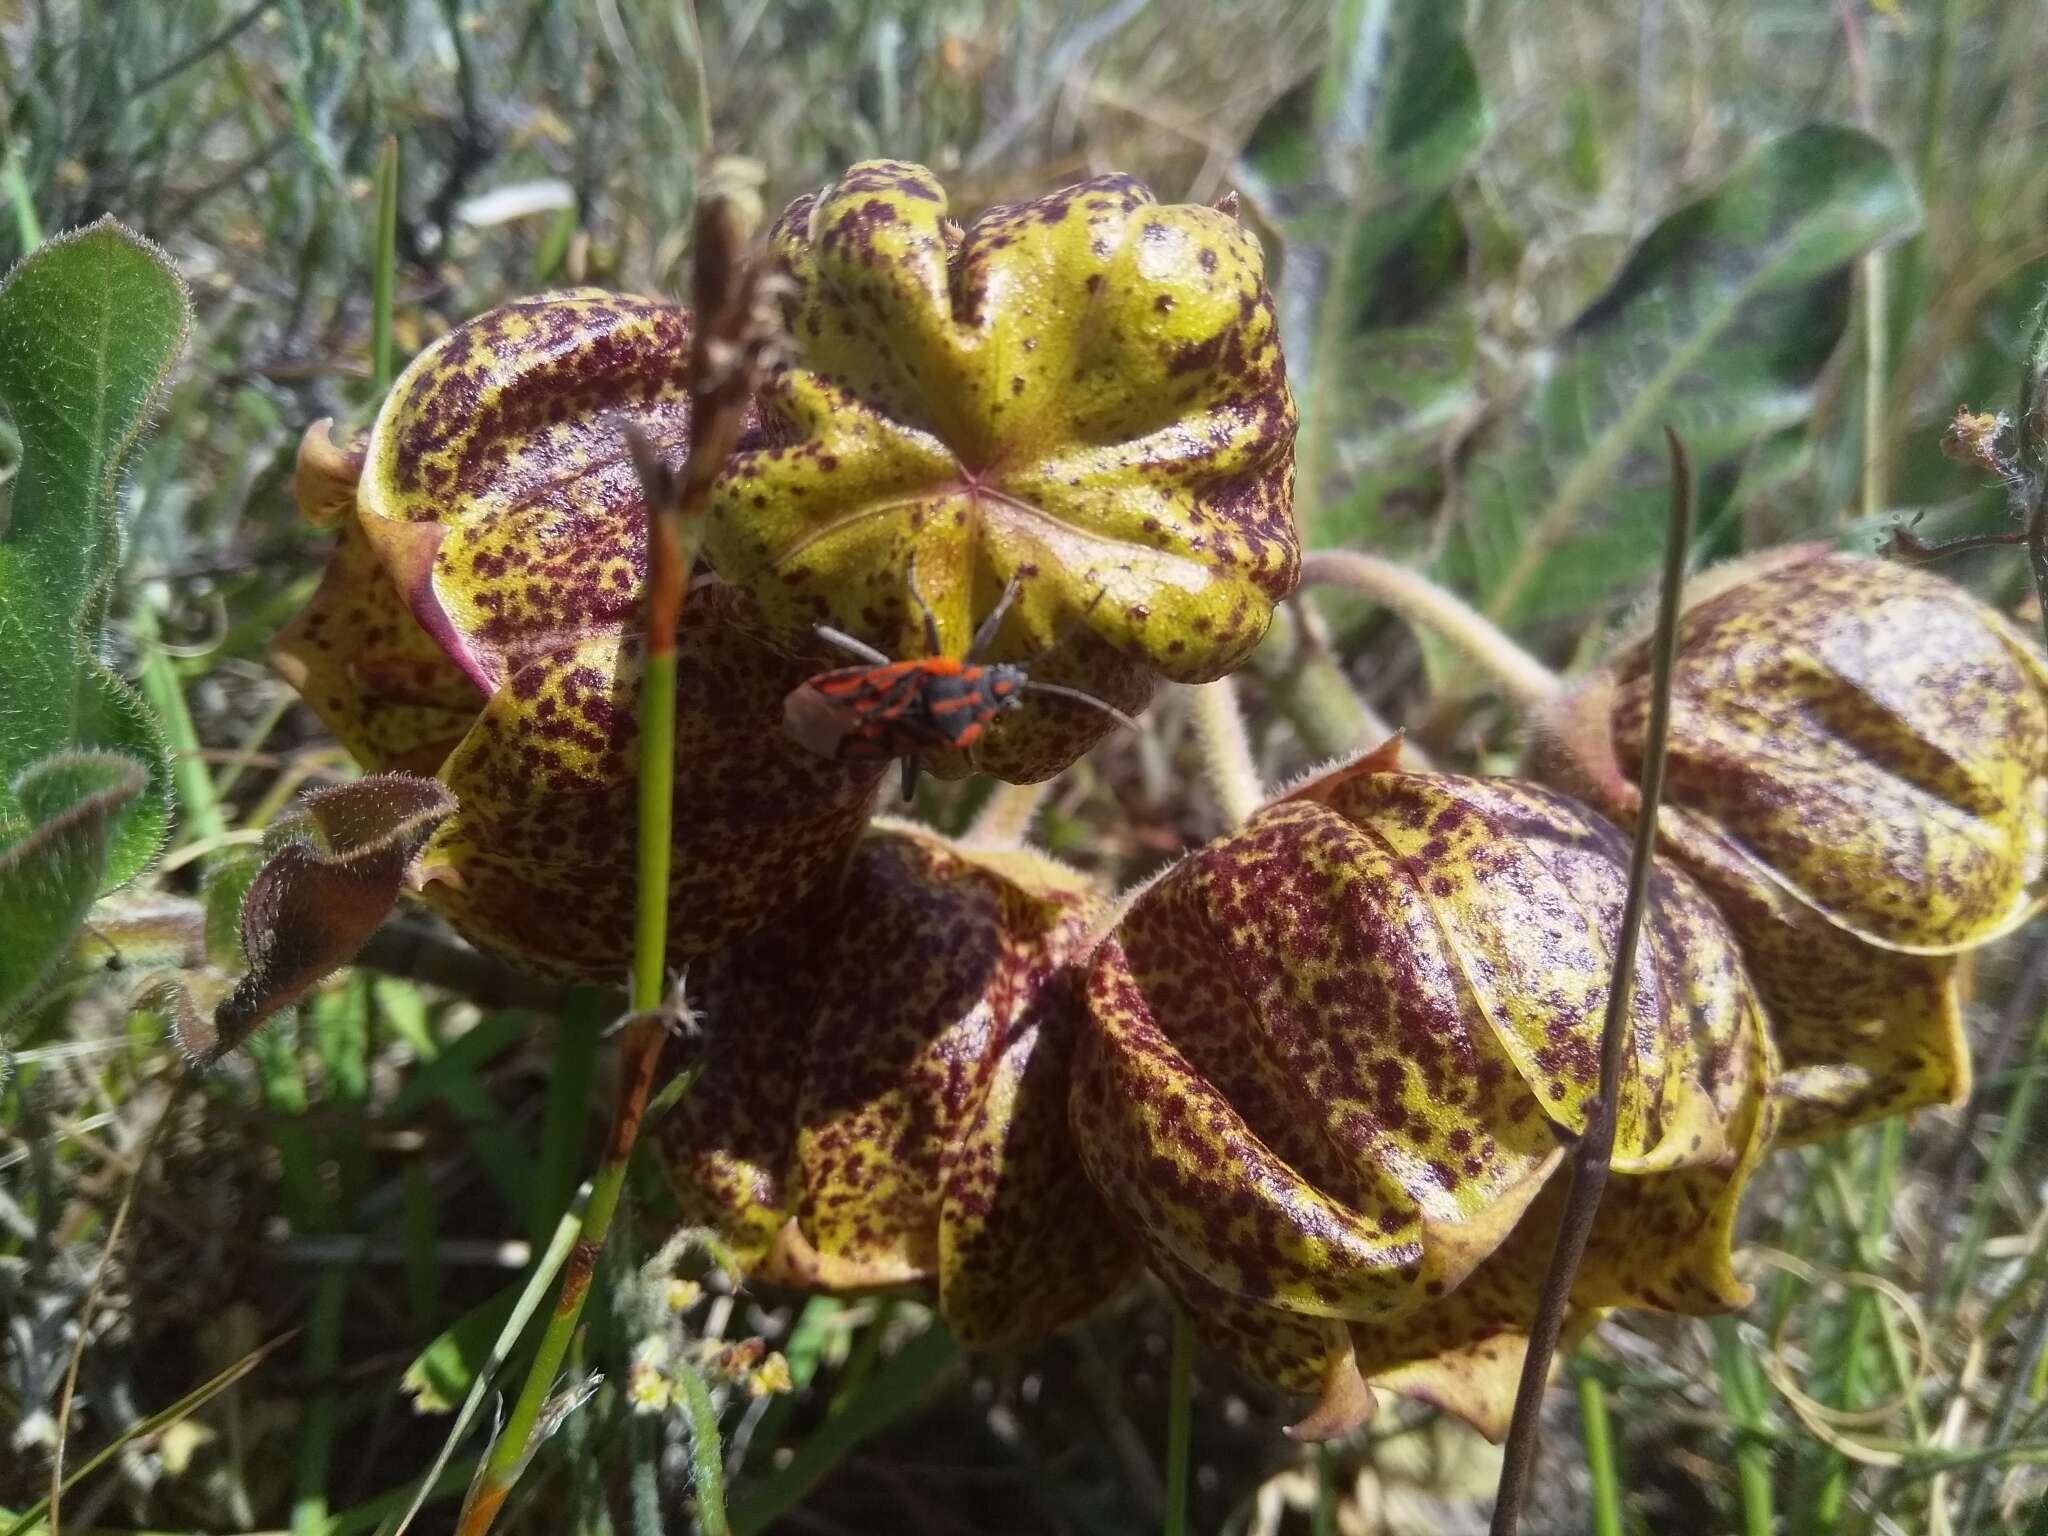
[2029,474,2048,657]
[1489,428,1694,1536]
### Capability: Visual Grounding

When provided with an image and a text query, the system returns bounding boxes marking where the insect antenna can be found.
[904,558,943,655]
[812,623,891,666]
[968,571,1026,660]
[1021,679,1143,733]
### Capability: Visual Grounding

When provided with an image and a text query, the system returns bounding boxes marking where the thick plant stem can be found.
[1489,431,1692,1536]
[633,645,680,1008]
[1189,676,1265,828]
[1164,1305,1195,1536]
[1298,550,1561,710]
[455,477,684,1536]
[1252,600,1389,760]
[455,1018,670,1536]
[455,194,765,1536]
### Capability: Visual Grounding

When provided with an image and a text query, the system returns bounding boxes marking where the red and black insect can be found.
[782,572,1141,800]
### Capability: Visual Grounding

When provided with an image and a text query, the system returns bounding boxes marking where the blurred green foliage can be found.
[4,2,2048,1533]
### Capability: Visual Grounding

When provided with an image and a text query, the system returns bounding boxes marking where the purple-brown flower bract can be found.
[271,291,887,980]
[1069,751,1772,1439]
[706,160,1300,783]
[657,822,1137,1349]
[1538,548,2048,1141]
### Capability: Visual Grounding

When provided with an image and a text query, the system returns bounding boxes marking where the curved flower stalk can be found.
[1069,752,1772,1439]
[706,160,1300,783]
[657,823,1136,1349]
[272,292,887,980]
[1537,548,2048,1140]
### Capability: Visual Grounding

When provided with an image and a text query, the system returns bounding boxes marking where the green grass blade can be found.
[0,1331,297,1536]
[370,134,399,395]
[376,1186,590,1536]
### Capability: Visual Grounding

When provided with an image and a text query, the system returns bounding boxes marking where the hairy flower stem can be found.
[1253,600,1408,761]
[961,778,1055,849]
[676,1358,733,1536]
[456,195,766,1536]
[1489,431,1693,1536]
[1298,550,1561,711]
[1189,676,1265,828]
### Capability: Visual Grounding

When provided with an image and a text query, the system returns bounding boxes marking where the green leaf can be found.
[0,217,192,889]
[1239,0,1486,546]
[1441,125,1920,627]
[402,1285,521,1415]
[0,750,145,1020]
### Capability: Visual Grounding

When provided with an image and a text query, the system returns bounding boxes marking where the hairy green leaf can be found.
[0,749,145,1018]
[0,217,191,887]
[1442,124,1919,627]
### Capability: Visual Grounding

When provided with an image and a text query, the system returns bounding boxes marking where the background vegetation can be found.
[4,0,2048,1531]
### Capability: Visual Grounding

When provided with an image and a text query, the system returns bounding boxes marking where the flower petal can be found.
[707,161,1298,781]
[421,585,881,977]
[359,290,697,693]
[1610,550,2048,953]
[659,827,1134,1347]
[270,515,482,776]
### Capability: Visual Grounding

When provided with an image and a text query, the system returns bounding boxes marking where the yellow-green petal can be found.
[707,161,1298,782]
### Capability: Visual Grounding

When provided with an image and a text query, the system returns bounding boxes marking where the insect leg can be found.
[899,754,922,802]
[813,624,892,666]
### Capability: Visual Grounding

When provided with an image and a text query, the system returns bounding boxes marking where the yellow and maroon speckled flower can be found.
[1538,548,2048,1141]
[706,160,1299,783]
[656,822,1137,1349]
[272,291,886,979]
[1069,754,1772,1439]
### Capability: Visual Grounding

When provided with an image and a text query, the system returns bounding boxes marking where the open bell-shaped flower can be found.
[271,291,887,979]
[1536,548,2048,1141]
[1068,750,1772,1439]
[706,160,1300,783]
[656,822,1137,1349]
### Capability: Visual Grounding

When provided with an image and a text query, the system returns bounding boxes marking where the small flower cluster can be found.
[624,1234,792,1418]
[276,160,2047,1441]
